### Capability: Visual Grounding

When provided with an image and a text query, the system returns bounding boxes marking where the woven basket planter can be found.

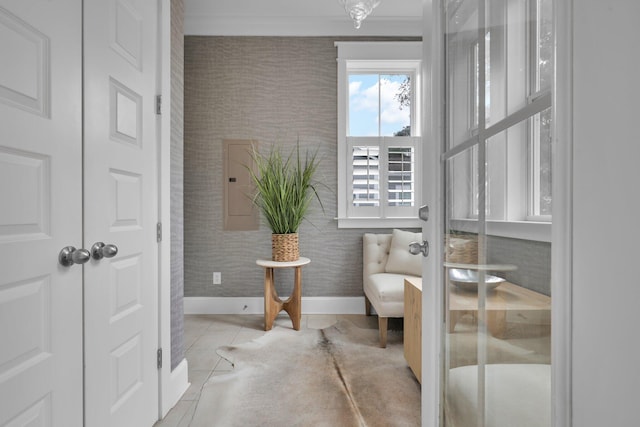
[445,234,478,264]
[271,233,299,262]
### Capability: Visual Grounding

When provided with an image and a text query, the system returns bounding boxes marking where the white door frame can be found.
[420,0,573,426]
[158,0,189,417]
[421,1,444,426]
[550,0,573,425]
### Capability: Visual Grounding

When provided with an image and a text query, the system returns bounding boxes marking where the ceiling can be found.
[184,0,424,37]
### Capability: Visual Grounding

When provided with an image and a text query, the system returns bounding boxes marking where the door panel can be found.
[0,1,83,426]
[83,0,159,425]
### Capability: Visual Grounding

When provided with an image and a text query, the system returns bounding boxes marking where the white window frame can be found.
[336,41,423,228]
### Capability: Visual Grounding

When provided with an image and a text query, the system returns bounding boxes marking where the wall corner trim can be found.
[160,358,189,418]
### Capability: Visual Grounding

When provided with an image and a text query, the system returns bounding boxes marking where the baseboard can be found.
[160,358,190,418]
[183,296,367,315]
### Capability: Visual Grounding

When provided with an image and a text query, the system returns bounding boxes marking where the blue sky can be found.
[348,74,410,137]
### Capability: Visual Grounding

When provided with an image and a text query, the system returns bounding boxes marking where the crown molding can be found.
[184,15,422,37]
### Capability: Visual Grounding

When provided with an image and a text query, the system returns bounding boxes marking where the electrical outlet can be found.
[213,272,221,285]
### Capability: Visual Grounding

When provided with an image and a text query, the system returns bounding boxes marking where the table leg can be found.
[263,266,303,331]
[282,266,302,330]
[487,309,507,338]
[264,267,283,331]
[449,310,460,333]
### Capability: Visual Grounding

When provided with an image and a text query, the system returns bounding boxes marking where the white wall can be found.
[572,1,640,425]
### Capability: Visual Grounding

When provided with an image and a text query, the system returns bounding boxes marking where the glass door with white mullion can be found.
[442,0,553,425]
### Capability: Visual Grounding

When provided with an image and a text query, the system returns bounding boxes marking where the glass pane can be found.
[352,146,379,206]
[472,32,491,127]
[445,148,484,425]
[387,146,414,207]
[381,74,411,137]
[485,0,529,124]
[445,0,480,148]
[472,42,480,128]
[446,148,475,220]
[469,144,484,217]
[349,74,379,136]
[348,74,411,137]
[444,2,553,426]
[483,126,552,424]
[532,107,552,216]
[484,236,551,371]
[535,0,553,93]
[444,143,552,427]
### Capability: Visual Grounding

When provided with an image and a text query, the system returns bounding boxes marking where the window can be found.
[336,42,422,228]
[446,0,552,241]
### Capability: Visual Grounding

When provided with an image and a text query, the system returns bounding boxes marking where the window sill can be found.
[450,218,551,242]
[337,217,422,229]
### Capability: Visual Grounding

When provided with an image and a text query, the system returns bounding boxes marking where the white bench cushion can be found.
[364,272,420,317]
[385,229,422,277]
[446,364,550,427]
[363,233,392,277]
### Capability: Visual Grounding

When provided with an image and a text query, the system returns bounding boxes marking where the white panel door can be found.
[0,1,83,426]
[83,0,159,425]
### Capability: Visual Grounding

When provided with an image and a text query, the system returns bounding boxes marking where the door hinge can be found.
[155,94,162,115]
[157,222,162,242]
[157,348,163,369]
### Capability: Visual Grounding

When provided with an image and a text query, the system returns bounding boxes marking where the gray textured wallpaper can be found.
[183,36,550,300]
[170,0,185,371]
[183,36,420,298]
[488,237,551,296]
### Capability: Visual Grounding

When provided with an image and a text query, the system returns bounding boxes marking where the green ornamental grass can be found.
[249,144,323,235]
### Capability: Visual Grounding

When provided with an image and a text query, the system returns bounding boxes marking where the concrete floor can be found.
[154,313,382,427]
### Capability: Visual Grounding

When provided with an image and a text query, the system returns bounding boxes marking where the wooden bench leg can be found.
[378,316,388,348]
[365,296,372,316]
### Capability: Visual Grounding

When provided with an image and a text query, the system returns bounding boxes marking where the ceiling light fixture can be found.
[339,0,381,29]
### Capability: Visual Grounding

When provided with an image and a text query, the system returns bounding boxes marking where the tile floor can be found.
[153,313,379,427]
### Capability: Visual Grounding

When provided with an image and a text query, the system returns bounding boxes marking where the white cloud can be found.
[350,80,379,113]
[380,78,410,126]
[349,80,362,96]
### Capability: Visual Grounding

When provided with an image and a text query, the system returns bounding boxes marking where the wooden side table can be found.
[256,257,310,331]
[449,281,551,338]
[404,277,422,383]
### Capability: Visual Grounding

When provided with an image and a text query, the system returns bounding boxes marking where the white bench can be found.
[363,230,422,347]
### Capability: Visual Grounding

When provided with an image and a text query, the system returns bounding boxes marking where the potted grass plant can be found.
[248,143,323,262]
